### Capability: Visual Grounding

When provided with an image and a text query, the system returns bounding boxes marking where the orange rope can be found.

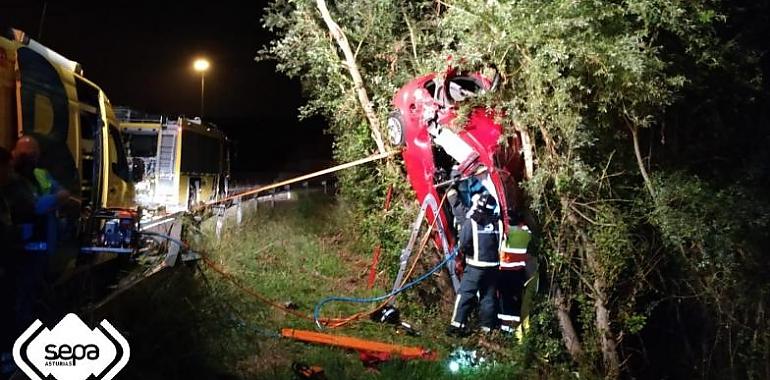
[199,189,452,329]
[200,256,347,326]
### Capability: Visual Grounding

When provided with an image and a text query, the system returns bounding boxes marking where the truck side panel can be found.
[17,46,80,193]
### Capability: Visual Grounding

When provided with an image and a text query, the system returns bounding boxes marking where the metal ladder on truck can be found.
[156,122,179,206]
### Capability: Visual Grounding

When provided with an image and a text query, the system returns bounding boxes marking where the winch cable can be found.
[194,151,397,212]
[134,230,349,325]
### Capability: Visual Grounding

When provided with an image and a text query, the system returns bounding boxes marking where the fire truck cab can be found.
[116,107,230,214]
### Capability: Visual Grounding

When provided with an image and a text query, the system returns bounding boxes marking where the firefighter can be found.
[498,211,532,334]
[447,192,503,337]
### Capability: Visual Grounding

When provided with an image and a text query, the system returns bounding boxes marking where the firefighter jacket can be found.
[459,216,503,268]
[500,225,531,270]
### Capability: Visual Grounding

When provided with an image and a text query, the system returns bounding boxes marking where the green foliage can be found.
[261,0,769,378]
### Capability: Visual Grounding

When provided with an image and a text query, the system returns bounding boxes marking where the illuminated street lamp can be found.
[193,58,210,118]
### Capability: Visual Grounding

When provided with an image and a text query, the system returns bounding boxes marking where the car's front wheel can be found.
[387,110,406,147]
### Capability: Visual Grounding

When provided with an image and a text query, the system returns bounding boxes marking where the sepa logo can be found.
[12,313,130,380]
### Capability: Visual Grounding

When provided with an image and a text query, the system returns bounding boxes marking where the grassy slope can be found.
[190,194,528,379]
[102,194,549,379]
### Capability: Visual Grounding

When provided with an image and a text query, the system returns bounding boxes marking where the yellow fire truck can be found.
[117,107,230,213]
[1,28,140,268]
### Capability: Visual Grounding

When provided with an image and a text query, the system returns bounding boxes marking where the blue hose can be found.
[313,250,457,329]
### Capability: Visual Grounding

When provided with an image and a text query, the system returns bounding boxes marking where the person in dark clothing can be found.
[447,192,503,336]
[0,146,17,377]
[5,136,70,352]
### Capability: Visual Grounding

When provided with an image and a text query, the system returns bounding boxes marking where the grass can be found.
[100,193,534,379]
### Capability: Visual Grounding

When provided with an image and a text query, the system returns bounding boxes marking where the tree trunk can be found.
[316,0,387,154]
[554,287,584,359]
[518,126,535,180]
[579,228,621,379]
[563,194,621,378]
[593,278,621,379]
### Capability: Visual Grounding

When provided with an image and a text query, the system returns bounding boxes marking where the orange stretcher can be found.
[280,328,438,363]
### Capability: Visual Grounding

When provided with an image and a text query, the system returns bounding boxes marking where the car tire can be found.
[387,110,406,147]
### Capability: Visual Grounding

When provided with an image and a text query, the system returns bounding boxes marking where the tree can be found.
[261,0,770,378]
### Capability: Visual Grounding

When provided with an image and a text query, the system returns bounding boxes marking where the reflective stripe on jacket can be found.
[500,225,531,270]
[460,218,503,268]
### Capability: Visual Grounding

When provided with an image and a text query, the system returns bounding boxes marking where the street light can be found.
[193,58,210,118]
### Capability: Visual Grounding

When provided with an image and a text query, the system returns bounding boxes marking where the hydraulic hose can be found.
[313,249,457,329]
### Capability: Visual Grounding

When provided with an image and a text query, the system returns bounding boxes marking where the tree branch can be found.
[628,122,655,198]
[316,0,387,154]
[402,9,419,72]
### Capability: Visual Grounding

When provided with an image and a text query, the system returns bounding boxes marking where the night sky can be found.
[0,1,332,176]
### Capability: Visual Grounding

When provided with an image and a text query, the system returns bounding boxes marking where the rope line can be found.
[200,256,350,326]
[195,151,397,212]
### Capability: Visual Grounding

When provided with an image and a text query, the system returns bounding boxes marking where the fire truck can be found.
[0,28,141,272]
[116,107,230,214]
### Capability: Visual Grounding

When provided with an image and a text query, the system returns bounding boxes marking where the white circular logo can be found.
[12,313,130,380]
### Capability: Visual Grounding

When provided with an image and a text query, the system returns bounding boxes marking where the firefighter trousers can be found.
[451,265,499,329]
[498,269,526,326]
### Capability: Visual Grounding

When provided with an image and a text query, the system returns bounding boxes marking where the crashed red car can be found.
[388,66,526,291]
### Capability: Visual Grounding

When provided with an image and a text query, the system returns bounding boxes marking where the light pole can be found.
[193,58,210,118]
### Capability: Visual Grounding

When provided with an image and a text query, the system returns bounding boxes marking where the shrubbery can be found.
[261,1,769,378]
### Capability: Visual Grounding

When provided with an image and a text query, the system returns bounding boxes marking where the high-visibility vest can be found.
[500,225,531,270]
[19,168,56,253]
[33,168,53,196]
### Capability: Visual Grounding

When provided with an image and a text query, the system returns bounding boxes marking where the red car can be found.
[388,66,526,291]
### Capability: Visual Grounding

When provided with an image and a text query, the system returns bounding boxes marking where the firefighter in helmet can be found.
[447,192,503,336]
